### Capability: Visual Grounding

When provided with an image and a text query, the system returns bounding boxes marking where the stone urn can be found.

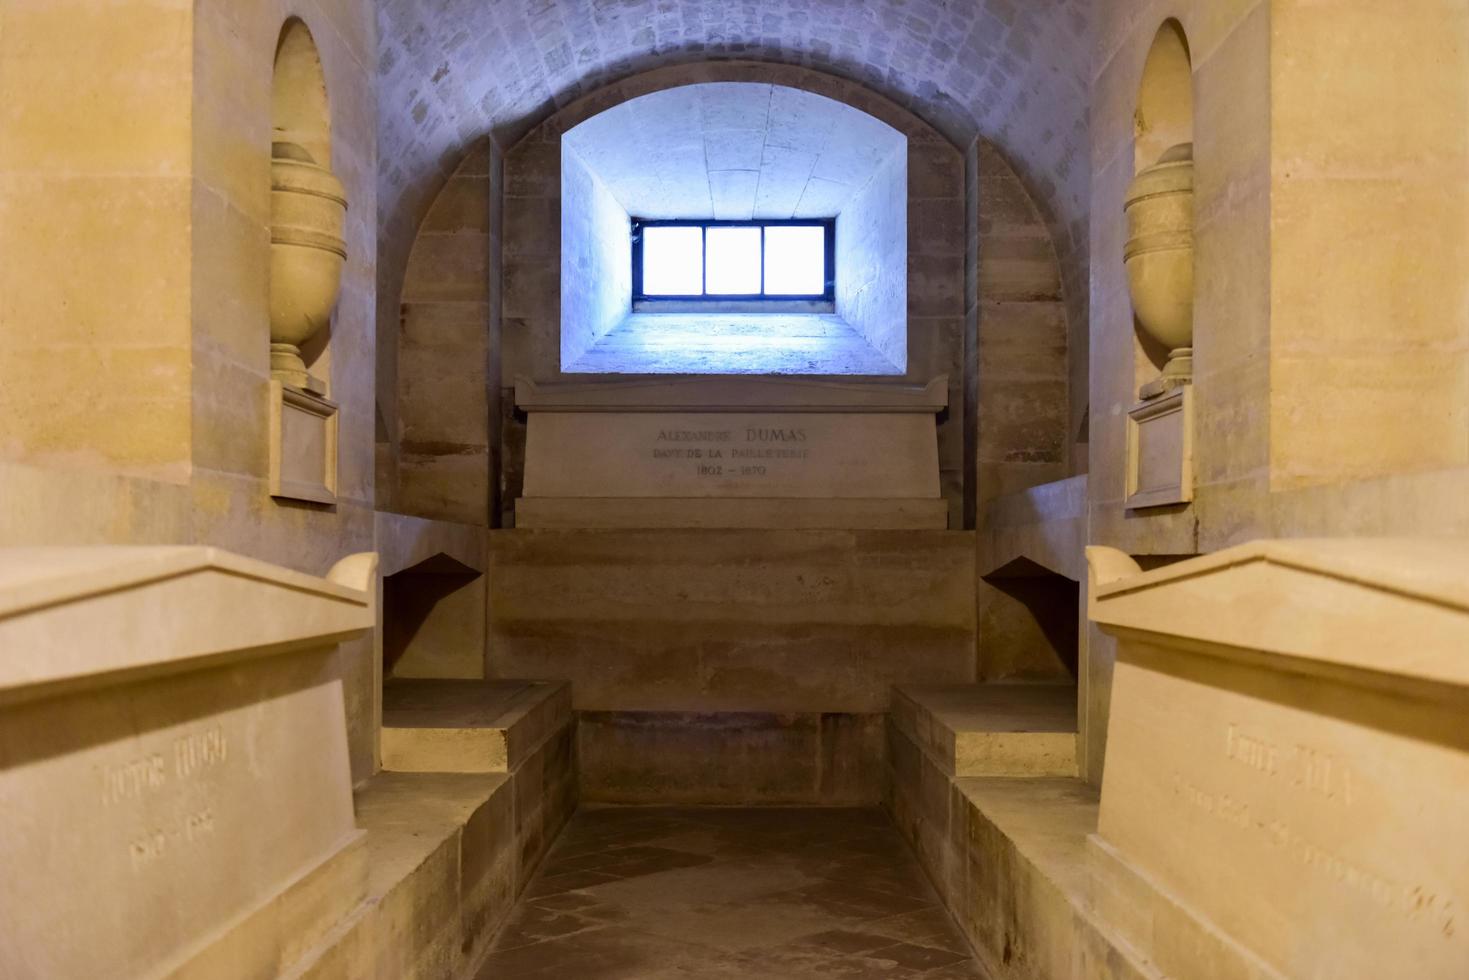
[1123,142,1193,399]
[270,141,347,391]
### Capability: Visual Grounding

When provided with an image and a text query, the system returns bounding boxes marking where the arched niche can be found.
[1120,19,1197,512]
[558,82,908,377]
[267,18,347,503]
[496,62,967,527]
[1129,19,1195,388]
[502,61,961,387]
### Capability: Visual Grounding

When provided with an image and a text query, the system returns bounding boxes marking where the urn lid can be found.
[1124,142,1193,208]
[271,141,348,208]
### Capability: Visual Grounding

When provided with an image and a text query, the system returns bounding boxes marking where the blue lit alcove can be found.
[560,83,908,376]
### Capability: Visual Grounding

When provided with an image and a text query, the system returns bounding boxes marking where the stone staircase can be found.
[885,681,1159,980]
[484,527,980,805]
[296,679,576,978]
[379,679,576,889]
[336,622,1110,980]
[368,518,1111,978]
[886,681,1081,906]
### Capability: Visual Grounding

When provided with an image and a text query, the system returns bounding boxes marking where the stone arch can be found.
[972,140,1072,512]
[390,140,496,526]
[525,61,958,149]
[499,61,967,524]
[386,61,1079,530]
[373,1,1097,393]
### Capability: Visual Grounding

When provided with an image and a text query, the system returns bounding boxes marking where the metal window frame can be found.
[631,218,836,303]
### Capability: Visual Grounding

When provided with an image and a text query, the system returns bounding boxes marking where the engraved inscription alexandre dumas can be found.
[652,427,810,479]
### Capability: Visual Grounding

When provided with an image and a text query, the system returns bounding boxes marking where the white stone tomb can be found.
[514,375,949,529]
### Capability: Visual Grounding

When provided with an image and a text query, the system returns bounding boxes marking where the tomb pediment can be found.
[514,374,948,413]
[0,546,374,706]
[1088,538,1469,688]
[0,546,375,977]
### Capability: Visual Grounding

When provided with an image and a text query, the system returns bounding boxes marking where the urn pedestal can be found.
[1125,385,1193,508]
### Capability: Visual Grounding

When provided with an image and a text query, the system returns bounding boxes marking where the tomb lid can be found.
[515,374,949,413]
[1087,538,1469,689]
[0,546,373,705]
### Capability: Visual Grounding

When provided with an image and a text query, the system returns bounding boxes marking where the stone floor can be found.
[475,806,988,979]
[565,313,903,375]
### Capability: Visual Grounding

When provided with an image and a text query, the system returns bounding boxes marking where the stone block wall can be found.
[837,148,909,370]
[559,145,631,368]
[1084,0,1469,784]
[971,141,1073,509]
[579,711,884,805]
[484,529,977,714]
[1265,1,1469,492]
[0,1,193,481]
[484,528,977,804]
[394,140,496,526]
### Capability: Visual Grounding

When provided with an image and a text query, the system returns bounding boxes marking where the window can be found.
[633,219,834,303]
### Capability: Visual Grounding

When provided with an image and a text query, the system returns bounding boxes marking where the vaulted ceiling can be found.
[564,83,906,221]
[376,0,1094,329]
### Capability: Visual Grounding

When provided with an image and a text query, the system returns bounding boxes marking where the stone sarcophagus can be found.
[514,374,949,529]
[0,547,375,979]
[1087,539,1469,980]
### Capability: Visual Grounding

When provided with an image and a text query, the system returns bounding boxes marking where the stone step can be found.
[381,678,572,774]
[887,699,1157,979]
[291,771,515,979]
[892,683,1078,777]
[578,708,885,805]
[954,777,1159,980]
[380,678,578,895]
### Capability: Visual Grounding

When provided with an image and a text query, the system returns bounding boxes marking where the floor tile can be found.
[478,807,990,979]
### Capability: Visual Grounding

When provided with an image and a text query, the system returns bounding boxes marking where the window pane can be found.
[705,226,762,295]
[763,225,826,295]
[642,226,703,295]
